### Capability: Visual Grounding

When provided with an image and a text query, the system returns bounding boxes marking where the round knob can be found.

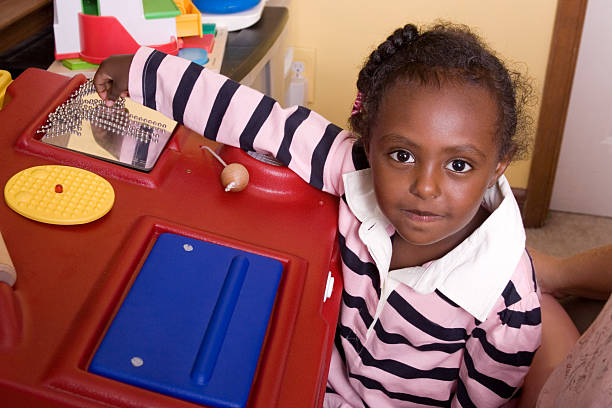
[220,163,249,192]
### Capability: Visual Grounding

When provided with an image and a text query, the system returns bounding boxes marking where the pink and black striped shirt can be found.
[127,47,542,407]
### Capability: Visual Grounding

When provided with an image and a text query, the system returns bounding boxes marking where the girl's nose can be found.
[409,167,441,200]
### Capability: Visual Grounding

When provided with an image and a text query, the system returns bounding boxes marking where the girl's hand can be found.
[93,54,135,106]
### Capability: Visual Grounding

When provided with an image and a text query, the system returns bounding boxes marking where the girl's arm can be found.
[94,48,359,197]
[452,254,542,407]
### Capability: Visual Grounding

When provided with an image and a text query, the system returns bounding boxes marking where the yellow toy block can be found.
[173,0,203,37]
[0,70,13,109]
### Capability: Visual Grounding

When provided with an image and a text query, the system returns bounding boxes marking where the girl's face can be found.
[366,81,509,249]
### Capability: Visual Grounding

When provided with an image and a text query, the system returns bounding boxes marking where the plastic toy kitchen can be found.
[0,63,342,408]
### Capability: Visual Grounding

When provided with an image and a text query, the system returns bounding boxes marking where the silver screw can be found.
[130,357,144,367]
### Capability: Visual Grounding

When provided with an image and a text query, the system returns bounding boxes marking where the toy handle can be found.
[0,231,16,287]
[0,230,21,349]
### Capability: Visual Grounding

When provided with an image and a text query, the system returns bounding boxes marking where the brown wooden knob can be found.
[220,163,249,192]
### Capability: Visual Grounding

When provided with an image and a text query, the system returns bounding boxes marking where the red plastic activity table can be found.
[0,68,342,408]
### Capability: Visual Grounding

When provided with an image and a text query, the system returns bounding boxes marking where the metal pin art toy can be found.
[37,79,166,143]
[35,79,176,172]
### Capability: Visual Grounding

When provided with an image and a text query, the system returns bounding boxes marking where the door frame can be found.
[522,0,589,227]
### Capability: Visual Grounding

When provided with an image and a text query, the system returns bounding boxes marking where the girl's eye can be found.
[389,150,415,163]
[446,160,472,173]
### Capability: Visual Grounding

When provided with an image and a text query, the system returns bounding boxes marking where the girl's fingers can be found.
[92,54,134,103]
[93,76,113,101]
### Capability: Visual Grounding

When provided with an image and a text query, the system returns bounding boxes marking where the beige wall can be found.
[284,0,558,188]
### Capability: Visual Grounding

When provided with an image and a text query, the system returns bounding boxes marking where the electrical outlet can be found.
[292,61,305,78]
[291,47,316,104]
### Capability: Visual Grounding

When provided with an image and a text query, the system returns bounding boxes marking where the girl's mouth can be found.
[401,209,444,223]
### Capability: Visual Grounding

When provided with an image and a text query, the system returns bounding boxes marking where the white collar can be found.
[343,169,525,335]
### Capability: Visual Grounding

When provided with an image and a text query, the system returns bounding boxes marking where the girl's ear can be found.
[489,156,511,188]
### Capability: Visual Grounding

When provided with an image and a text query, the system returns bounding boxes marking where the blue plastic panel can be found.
[89,233,283,408]
[193,0,260,14]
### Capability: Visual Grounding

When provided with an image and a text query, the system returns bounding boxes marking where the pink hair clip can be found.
[351,92,363,116]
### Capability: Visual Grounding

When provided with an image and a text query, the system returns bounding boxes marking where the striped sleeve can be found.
[127,47,357,196]
[452,253,542,407]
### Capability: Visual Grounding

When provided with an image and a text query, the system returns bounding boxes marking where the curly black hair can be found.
[349,22,533,161]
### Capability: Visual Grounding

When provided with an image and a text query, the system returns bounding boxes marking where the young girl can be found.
[94,23,541,407]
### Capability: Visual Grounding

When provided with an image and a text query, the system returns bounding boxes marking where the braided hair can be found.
[349,22,532,161]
